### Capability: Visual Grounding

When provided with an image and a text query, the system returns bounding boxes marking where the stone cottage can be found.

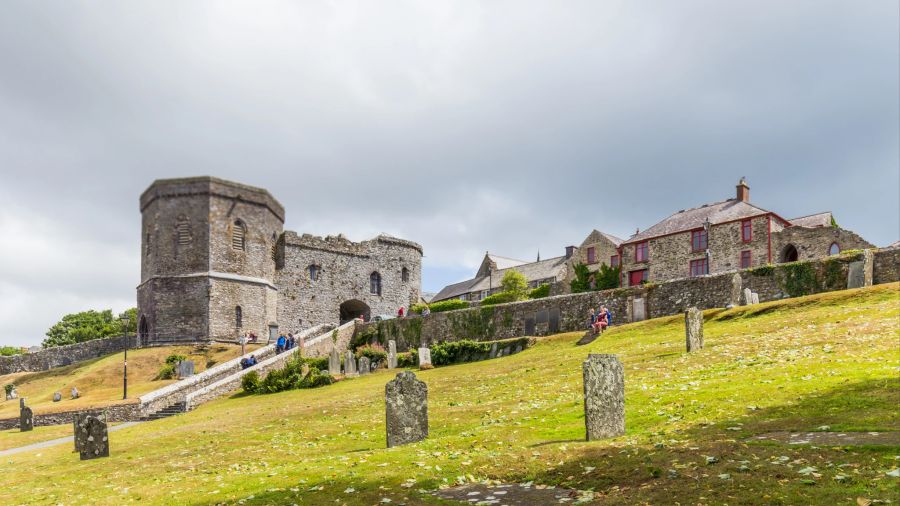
[563,229,624,287]
[136,177,422,345]
[431,251,569,302]
[617,178,873,285]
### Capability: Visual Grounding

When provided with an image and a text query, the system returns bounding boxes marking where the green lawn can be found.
[0,284,897,505]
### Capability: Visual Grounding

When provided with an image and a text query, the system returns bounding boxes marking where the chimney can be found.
[565,245,577,259]
[736,177,750,202]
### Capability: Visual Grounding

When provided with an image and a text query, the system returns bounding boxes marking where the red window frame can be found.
[689,258,709,277]
[629,269,648,286]
[610,255,620,268]
[691,229,708,252]
[740,250,751,269]
[635,242,648,262]
[741,219,752,242]
[586,246,596,264]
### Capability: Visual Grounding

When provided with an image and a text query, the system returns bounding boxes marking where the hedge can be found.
[242,357,334,394]
[410,299,470,314]
[479,291,519,306]
[528,284,551,299]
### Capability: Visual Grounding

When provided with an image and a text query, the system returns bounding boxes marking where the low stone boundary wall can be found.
[0,403,140,430]
[1,336,140,375]
[303,320,358,358]
[184,323,339,411]
[362,249,898,351]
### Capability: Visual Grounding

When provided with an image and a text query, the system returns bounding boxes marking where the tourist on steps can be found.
[286,333,295,350]
[276,334,286,354]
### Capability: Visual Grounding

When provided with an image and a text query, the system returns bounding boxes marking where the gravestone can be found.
[328,348,341,376]
[751,292,760,305]
[847,260,866,289]
[385,371,428,447]
[387,340,398,369]
[53,391,62,402]
[73,412,90,452]
[582,354,625,440]
[20,398,25,410]
[535,310,549,324]
[344,351,357,376]
[684,307,704,352]
[632,298,646,322]
[524,317,536,336]
[77,415,109,460]
[19,404,33,432]
[417,347,432,368]
[177,360,195,379]
[730,274,743,307]
[742,288,752,305]
[358,356,370,375]
[549,307,561,333]
[489,342,498,359]
[5,386,16,400]
[71,387,80,399]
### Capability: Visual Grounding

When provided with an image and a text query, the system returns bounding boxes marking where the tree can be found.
[42,308,138,348]
[571,263,621,293]
[500,270,529,301]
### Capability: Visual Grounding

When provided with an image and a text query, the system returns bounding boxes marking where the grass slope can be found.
[0,343,262,419]
[0,284,897,505]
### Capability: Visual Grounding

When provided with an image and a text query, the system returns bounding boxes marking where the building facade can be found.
[618,178,873,286]
[136,177,422,345]
[431,251,569,303]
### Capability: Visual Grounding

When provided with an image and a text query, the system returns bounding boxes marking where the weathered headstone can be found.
[847,260,865,289]
[358,356,370,375]
[684,307,704,352]
[344,351,357,376]
[77,415,109,460]
[385,371,428,447]
[20,398,25,410]
[631,297,646,322]
[73,412,90,452]
[328,348,341,376]
[417,347,432,369]
[387,340,398,369]
[730,273,743,307]
[53,391,62,402]
[582,354,625,440]
[177,360,195,379]
[751,292,760,305]
[742,288,753,306]
[489,342,499,358]
[71,387,80,399]
[19,405,33,432]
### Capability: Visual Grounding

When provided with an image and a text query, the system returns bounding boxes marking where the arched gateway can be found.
[339,300,370,324]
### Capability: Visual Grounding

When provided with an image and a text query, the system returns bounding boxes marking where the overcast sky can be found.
[0,1,897,347]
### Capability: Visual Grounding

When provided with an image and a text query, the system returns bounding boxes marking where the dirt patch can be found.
[433,483,593,505]
[749,431,900,446]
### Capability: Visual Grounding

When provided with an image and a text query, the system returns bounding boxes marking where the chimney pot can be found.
[736,177,750,202]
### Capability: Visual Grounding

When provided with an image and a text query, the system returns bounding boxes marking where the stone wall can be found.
[361,249,898,350]
[302,320,356,358]
[0,336,139,375]
[771,225,873,263]
[275,233,422,330]
[0,403,140,430]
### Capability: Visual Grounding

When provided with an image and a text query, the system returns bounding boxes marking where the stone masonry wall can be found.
[0,335,139,375]
[0,403,140,430]
[137,277,209,342]
[362,249,898,350]
[275,233,422,332]
[302,321,356,358]
[771,225,874,263]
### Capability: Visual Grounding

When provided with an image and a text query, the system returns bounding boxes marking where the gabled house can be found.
[431,252,570,302]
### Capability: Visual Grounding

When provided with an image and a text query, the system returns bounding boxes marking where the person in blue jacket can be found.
[276,334,286,354]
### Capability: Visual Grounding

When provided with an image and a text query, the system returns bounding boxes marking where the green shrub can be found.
[396,352,416,368]
[410,299,469,314]
[248,358,335,395]
[299,367,334,388]
[750,265,775,276]
[165,354,186,365]
[355,343,387,365]
[241,371,260,393]
[480,291,518,306]
[500,270,528,300]
[782,262,819,297]
[571,263,620,292]
[430,337,533,366]
[303,357,328,371]
[0,346,22,356]
[528,284,551,299]
[4,384,14,396]
[155,364,176,380]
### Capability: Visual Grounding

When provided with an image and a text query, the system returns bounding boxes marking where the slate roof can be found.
[486,254,529,270]
[789,212,832,228]
[623,199,777,244]
[431,255,568,302]
[580,229,624,247]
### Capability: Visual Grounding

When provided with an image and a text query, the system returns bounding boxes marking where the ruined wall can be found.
[275,233,422,332]
[0,336,139,375]
[771,225,874,263]
[363,249,897,350]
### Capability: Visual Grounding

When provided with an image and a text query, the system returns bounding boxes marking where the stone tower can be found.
[137,177,284,345]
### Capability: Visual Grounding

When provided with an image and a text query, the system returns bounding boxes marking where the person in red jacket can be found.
[398,307,405,318]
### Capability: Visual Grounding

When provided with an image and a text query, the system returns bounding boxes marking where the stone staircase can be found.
[140,401,186,421]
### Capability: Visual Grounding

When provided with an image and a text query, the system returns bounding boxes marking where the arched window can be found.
[370,271,382,295]
[235,306,243,328]
[232,220,246,251]
[829,243,840,256]
[176,216,191,245]
[308,264,321,281]
[401,267,409,283]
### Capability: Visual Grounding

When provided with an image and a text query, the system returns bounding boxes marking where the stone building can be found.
[618,178,873,285]
[136,177,422,345]
[563,230,623,286]
[431,251,569,302]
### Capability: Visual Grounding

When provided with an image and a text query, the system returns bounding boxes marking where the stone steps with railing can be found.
[183,321,358,411]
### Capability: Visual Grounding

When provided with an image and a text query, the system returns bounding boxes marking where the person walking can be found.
[276,334,286,354]
[398,307,405,318]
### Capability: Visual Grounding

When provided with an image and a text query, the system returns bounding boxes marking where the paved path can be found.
[0,421,142,457]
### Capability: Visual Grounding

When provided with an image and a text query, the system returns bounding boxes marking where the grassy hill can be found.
[0,284,897,505]
[0,343,262,419]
